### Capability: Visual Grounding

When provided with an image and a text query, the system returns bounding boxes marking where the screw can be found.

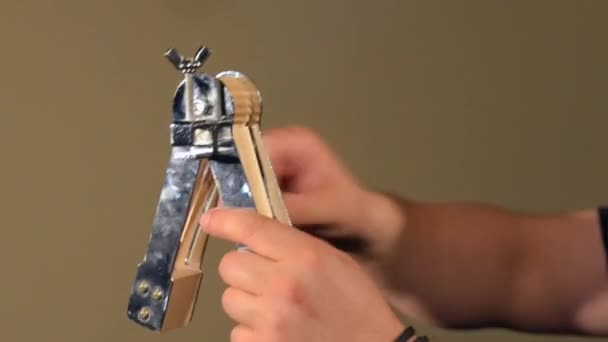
[138,307,151,322]
[164,45,211,73]
[193,99,207,115]
[152,288,164,301]
[137,281,150,295]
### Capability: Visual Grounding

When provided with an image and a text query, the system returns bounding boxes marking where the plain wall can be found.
[1,1,606,341]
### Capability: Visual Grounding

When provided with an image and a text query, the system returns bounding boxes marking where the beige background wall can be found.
[1,1,606,341]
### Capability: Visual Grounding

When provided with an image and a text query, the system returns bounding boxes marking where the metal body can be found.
[126,46,290,332]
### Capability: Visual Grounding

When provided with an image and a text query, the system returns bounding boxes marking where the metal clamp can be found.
[126,45,291,332]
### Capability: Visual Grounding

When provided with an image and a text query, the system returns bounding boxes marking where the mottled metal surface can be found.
[209,159,255,209]
[127,146,201,331]
[210,159,255,251]
[170,73,230,147]
[127,151,250,330]
[172,74,223,123]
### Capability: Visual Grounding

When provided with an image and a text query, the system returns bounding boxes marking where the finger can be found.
[219,250,273,295]
[283,192,338,225]
[263,126,328,174]
[201,208,315,260]
[222,287,261,328]
[263,126,347,190]
[230,325,254,342]
[283,191,367,236]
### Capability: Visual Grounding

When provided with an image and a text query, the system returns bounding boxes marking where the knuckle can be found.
[230,326,250,342]
[218,251,240,279]
[221,287,236,309]
[271,274,298,296]
[211,208,268,247]
[264,332,284,342]
[299,248,326,271]
[263,313,288,339]
[233,211,266,246]
[270,275,306,307]
[240,218,262,243]
[229,327,239,342]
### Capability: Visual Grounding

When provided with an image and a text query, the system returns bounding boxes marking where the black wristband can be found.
[394,326,415,342]
[394,326,429,341]
[599,207,608,264]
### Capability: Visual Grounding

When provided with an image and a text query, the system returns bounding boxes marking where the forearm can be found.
[367,193,608,333]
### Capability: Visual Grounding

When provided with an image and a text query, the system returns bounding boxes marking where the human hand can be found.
[200,208,421,342]
[263,126,405,264]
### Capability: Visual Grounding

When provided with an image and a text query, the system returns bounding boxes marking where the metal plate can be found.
[209,159,256,250]
[126,146,202,331]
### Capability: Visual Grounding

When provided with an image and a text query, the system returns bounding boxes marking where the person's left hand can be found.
[200,208,410,342]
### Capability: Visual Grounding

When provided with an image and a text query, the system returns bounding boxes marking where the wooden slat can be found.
[163,159,216,331]
[250,125,292,225]
[219,75,274,219]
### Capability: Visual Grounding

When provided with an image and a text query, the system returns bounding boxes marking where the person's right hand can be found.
[262,126,405,268]
[262,126,439,325]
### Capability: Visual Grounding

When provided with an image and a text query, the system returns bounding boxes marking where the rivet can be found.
[152,288,164,301]
[137,281,150,295]
[138,307,151,322]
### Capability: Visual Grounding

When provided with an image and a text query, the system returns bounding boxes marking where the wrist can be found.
[362,190,409,255]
